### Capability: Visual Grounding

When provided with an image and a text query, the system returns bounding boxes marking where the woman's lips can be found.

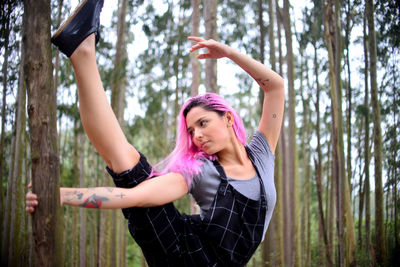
[200,141,209,149]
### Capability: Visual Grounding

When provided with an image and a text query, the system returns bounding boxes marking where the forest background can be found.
[0,0,399,266]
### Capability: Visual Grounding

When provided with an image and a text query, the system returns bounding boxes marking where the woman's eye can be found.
[200,121,207,127]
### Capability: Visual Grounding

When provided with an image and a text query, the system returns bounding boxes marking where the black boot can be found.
[51,0,104,57]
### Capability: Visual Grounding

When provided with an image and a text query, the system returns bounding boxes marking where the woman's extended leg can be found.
[69,34,139,173]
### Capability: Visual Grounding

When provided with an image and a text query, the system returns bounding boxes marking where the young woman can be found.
[26,0,285,266]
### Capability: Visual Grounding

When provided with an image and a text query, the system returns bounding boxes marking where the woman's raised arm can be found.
[189,36,285,153]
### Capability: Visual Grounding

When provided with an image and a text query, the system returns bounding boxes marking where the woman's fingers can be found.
[188,36,205,42]
[26,188,38,214]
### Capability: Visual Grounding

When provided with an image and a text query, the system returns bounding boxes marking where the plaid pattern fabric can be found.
[107,150,267,267]
[203,158,267,265]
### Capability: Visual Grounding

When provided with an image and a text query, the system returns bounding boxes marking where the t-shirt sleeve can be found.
[248,130,274,158]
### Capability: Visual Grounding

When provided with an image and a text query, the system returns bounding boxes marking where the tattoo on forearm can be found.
[115,193,125,199]
[255,77,270,86]
[80,194,109,208]
[105,187,114,193]
[272,114,277,118]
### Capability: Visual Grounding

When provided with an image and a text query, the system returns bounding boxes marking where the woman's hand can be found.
[188,36,232,60]
[25,183,38,214]
[26,183,64,214]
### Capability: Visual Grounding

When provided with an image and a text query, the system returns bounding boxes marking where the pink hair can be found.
[154,93,247,186]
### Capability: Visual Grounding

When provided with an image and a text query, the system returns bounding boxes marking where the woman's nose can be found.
[194,129,203,139]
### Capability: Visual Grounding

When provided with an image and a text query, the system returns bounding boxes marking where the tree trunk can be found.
[259,0,270,265]
[324,0,344,265]
[275,3,290,265]
[203,0,218,93]
[23,0,63,266]
[257,0,266,111]
[53,0,64,92]
[366,0,386,265]
[2,20,27,266]
[282,0,300,266]
[190,0,200,97]
[344,0,353,198]
[79,135,86,267]
[0,0,12,259]
[362,12,372,262]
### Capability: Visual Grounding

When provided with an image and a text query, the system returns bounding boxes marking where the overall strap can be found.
[244,146,267,205]
[212,160,229,196]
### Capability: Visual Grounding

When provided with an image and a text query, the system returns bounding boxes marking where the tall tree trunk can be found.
[366,0,386,265]
[325,1,357,265]
[362,12,372,262]
[109,1,129,265]
[203,0,218,93]
[345,0,352,196]
[257,0,266,112]
[190,0,200,97]
[259,0,270,265]
[53,0,64,91]
[324,0,344,265]
[23,0,63,266]
[282,0,300,265]
[190,0,201,215]
[2,21,27,267]
[275,3,290,265]
[79,135,86,267]
[0,0,12,258]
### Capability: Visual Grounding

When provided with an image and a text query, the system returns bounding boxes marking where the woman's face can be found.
[185,106,233,154]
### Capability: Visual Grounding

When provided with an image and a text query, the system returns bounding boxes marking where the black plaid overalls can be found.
[107,148,268,267]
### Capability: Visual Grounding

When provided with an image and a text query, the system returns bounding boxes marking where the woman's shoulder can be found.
[247,130,274,157]
[189,158,220,192]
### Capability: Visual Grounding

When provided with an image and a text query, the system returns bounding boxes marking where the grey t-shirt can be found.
[187,130,276,240]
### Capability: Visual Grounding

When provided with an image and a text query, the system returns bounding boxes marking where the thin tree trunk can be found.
[203,0,218,93]
[79,135,86,267]
[362,12,372,262]
[108,1,129,265]
[345,0,352,197]
[190,0,200,97]
[190,0,201,215]
[4,25,27,267]
[259,0,270,264]
[23,0,62,266]
[324,1,345,265]
[282,0,300,266]
[366,0,386,265]
[275,3,290,265]
[0,0,12,259]
[53,0,64,91]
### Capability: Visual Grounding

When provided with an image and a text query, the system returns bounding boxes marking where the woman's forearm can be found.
[60,173,188,209]
[61,187,139,209]
[227,48,284,92]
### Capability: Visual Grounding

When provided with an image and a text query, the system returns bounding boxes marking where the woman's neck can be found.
[217,136,248,166]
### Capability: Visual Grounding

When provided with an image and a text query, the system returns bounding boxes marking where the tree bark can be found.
[203,0,218,93]
[78,134,86,267]
[362,12,372,262]
[0,0,12,259]
[109,1,129,265]
[282,0,300,266]
[190,0,200,97]
[23,0,63,266]
[324,1,344,265]
[275,3,290,265]
[366,0,386,265]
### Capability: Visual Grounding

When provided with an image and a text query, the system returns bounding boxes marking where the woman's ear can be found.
[224,112,234,127]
